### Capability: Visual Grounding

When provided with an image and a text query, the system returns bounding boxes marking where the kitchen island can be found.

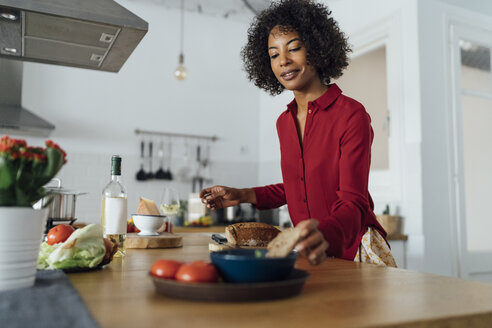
[69,232,492,328]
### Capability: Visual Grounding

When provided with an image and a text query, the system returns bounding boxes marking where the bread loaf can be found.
[137,197,160,215]
[266,227,302,258]
[136,197,166,233]
[225,222,280,247]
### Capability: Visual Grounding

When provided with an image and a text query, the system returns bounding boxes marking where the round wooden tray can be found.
[151,269,309,302]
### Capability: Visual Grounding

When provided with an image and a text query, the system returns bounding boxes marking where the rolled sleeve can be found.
[253,183,286,210]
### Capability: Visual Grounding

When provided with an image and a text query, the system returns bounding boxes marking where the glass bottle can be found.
[101,155,127,257]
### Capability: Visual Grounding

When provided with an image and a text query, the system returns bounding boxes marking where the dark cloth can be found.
[0,270,99,328]
[254,84,386,260]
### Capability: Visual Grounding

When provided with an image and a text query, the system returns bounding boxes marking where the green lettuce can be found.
[37,224,106,270]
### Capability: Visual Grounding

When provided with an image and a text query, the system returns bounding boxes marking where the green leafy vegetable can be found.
[37,224,106,270]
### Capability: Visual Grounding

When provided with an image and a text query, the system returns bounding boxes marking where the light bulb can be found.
[174,65,187,80]
[174,53,187,80]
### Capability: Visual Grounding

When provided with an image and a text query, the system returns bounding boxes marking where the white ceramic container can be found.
[0,207,48,291]
[132,214,165,236]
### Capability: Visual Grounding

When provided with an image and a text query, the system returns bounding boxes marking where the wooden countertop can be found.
[69,232,492,328]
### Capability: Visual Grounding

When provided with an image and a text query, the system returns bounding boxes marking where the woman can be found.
[201,0,395,267]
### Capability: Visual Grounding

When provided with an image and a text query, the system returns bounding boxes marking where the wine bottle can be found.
[101,155,127,257]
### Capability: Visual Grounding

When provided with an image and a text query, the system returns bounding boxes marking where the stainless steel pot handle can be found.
[46,178,62,188]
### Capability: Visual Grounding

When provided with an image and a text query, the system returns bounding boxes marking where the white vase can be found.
[0,207,48,291]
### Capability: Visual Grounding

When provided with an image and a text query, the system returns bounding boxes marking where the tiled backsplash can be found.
[56,152,259,225]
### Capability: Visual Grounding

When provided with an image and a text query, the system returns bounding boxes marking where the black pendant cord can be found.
[179,0,184,58]
[242,0,258,15]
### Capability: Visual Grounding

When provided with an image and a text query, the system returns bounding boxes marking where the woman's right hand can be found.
[200,186,255,210]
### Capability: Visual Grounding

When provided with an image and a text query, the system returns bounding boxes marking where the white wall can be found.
[19,0,260,224]
[335,47,389,171]
[417,0,492,276]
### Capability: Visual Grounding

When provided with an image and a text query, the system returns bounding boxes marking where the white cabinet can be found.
[388,239,406,269]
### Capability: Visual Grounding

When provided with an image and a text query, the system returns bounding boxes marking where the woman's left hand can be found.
[294,219,329,265]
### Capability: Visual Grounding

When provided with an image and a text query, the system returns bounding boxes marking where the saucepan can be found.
[34,178,87,220]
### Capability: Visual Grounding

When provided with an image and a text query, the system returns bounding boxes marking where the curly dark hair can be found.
[241,0,351,95]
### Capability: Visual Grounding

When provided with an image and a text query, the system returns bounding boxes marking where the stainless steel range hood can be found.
[0,58,55,137]
[0,0,148,72]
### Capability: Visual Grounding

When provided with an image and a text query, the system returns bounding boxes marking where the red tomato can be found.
[126,222,140,233]
[150,260,183,279]
[175,261,218,283]
[46,224,75,245]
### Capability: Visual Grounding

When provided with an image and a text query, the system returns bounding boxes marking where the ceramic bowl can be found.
[132,214,165,236]
[210,249,297,283]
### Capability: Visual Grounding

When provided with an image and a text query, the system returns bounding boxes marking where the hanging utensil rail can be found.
[135,129,218,142]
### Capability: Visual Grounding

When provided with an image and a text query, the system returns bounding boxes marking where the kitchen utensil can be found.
[126,232,182,249]
[136,140,147,181]
[132,214,165,236]
[196,144,201,165]
[150,268,309,302]
[164,140,173,180]
[210,249,297,283]
[147,141,154,179]
[211,234,228,245]
[34,178,87,221]
[191,144,206,192]
[201,143,211,183]
[155,141,166,179]
[177,141,192,182]
[192,177,204,193]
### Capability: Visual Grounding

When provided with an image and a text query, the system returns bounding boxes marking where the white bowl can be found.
[132,214,165,236]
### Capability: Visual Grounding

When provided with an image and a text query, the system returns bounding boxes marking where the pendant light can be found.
[174,0,187,80]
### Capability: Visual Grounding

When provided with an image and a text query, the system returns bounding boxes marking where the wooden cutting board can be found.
[126,232,183,249]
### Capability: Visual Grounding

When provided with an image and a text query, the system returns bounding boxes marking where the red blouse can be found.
[253,84,386,260]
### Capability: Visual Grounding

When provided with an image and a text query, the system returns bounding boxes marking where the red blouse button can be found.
[308,109,312,114]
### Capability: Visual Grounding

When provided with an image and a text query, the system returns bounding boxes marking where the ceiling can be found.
[126,0,346,21]
[126,0,270,21]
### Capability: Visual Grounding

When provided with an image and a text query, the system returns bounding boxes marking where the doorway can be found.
[450,23,492,282]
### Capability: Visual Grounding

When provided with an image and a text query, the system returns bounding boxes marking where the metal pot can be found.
[34,178,86,221]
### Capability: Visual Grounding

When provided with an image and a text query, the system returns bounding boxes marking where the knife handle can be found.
[211,234,227,244]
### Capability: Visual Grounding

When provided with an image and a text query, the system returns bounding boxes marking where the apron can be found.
[354,227,397,267]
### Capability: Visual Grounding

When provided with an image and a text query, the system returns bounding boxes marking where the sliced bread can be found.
[266,227,302,258]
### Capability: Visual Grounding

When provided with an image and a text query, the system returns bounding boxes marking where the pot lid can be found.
[44,178,87,195]
[44,186,87,196]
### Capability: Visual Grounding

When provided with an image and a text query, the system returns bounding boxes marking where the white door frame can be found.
[348,14,403,204]
[447,17,492,280]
